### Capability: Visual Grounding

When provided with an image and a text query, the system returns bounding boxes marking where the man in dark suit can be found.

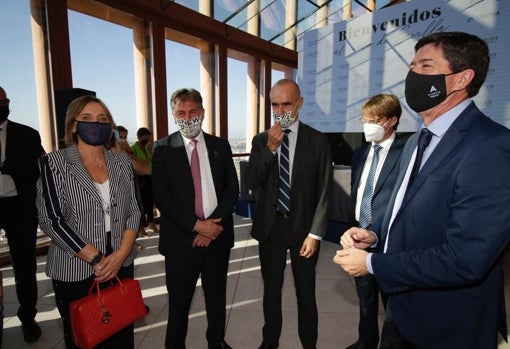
[335,32,510,349]
[347,94,404,349]
[0,86,45,342]
[245,79,332,349]
[152,88,239,349]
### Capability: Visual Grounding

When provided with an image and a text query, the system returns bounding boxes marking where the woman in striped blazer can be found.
[36,96,142,348]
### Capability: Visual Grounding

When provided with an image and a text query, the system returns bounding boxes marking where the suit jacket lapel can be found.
[373,138,402,196]
[380,133,416,240]
[351,144,370,203]
[291,123,308,191]
[400,107,474,210]
[65,145,103,205]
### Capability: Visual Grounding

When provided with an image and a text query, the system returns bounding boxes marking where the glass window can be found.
[0,2,38,130]
[165,40,201,134]
[68,10,137,143]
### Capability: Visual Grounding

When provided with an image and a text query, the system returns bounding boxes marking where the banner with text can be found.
[297,0,509,132]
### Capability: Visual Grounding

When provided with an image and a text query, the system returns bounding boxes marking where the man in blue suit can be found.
[346,94,404,349]
[335,31,510,349]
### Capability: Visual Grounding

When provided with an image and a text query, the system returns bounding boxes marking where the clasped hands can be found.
[192,218,223,248]
[333,227,377,277]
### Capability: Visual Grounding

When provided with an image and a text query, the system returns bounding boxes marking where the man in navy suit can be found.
[335,31,510,349]
[0,86,44,343]
[245,79,332,349]
[152,88,239,349]
[346,94,404,349]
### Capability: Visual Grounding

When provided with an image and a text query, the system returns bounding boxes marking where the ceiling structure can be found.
[166,0,404,47]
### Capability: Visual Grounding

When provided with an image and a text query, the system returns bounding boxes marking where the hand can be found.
[193,218,223,240]
[340,227,377,250]
[333,248,369,277]
[299,236,319,258]
[267,122,285,152]
[93,252,124,282]
[192,234,212,248]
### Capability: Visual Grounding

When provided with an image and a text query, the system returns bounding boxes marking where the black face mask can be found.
[76,121,112,146]
[405,70,455,113]
[0,106,10,123]
[140,139,149,146]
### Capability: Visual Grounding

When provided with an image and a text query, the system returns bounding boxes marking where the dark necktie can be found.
[190,139,204,219]
[277,130,291,214]
[407,128,433,189]
[358,144,382,228]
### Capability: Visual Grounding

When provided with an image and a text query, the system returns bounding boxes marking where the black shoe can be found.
[209,340,232,349]
[345,339,377,349]
[21,321,41,343]
[257,342,278,349]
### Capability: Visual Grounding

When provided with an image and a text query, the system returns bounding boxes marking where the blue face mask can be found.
[76,121,112,146]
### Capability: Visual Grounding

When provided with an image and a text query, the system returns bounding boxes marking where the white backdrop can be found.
[297,0,510,132]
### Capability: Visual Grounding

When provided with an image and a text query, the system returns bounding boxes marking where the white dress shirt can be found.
[181,131,218,218]
[0,120,18,197]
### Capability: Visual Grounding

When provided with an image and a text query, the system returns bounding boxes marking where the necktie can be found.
[277,130,291,214]
[358,144,382,228]
[190,139,204,219]
[407,128,433,190]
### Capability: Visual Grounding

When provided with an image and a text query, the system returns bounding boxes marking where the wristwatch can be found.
[88,251,104,266]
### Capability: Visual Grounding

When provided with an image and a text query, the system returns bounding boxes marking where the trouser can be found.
[259,215,319,349]
[0,196,38,324]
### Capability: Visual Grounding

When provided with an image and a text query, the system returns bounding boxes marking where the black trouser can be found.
[164,244,230,349]
[379,300,420,349]
[139,175,154,225]
[259,215,320,349]
[353,273,380,346]
[0,196,38,324]
[53,264,135,349]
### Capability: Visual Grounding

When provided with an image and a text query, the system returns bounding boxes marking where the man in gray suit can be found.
[245,79,332,349]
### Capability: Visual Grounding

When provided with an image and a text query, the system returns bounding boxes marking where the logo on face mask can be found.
[175,116,203,139]
[76,121,112,146]
[405,70,456,113]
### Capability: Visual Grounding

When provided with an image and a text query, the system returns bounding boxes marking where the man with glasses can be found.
[0,86,45,342]
[245,79,332,349]
[346,94,404,349]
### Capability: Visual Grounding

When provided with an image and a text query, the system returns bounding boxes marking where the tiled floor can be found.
[1,215,510,348]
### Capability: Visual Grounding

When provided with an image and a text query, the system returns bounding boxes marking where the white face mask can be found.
[175,116,203,139]
[363,120,389,143]
[272,101,299,129]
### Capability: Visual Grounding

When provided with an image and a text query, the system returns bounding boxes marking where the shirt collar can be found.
[425,99,472,137]
[181,130,204,146]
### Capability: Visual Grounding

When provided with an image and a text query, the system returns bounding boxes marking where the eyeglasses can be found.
[0,98,9,107]
[358,116,386,125]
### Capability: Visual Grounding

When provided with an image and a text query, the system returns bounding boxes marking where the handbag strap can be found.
[87,276,123,296]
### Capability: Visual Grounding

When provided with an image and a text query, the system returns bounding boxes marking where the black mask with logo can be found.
[405,70,456,113]
[0,106,10,123]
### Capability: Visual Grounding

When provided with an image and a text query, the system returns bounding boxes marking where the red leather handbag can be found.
[69,277,147,349]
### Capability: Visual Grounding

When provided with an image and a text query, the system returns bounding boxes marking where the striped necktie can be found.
[358,144,382,228]
[277,130,291,214]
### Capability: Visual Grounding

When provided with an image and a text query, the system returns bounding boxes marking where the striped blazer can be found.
[36,145,142,282]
